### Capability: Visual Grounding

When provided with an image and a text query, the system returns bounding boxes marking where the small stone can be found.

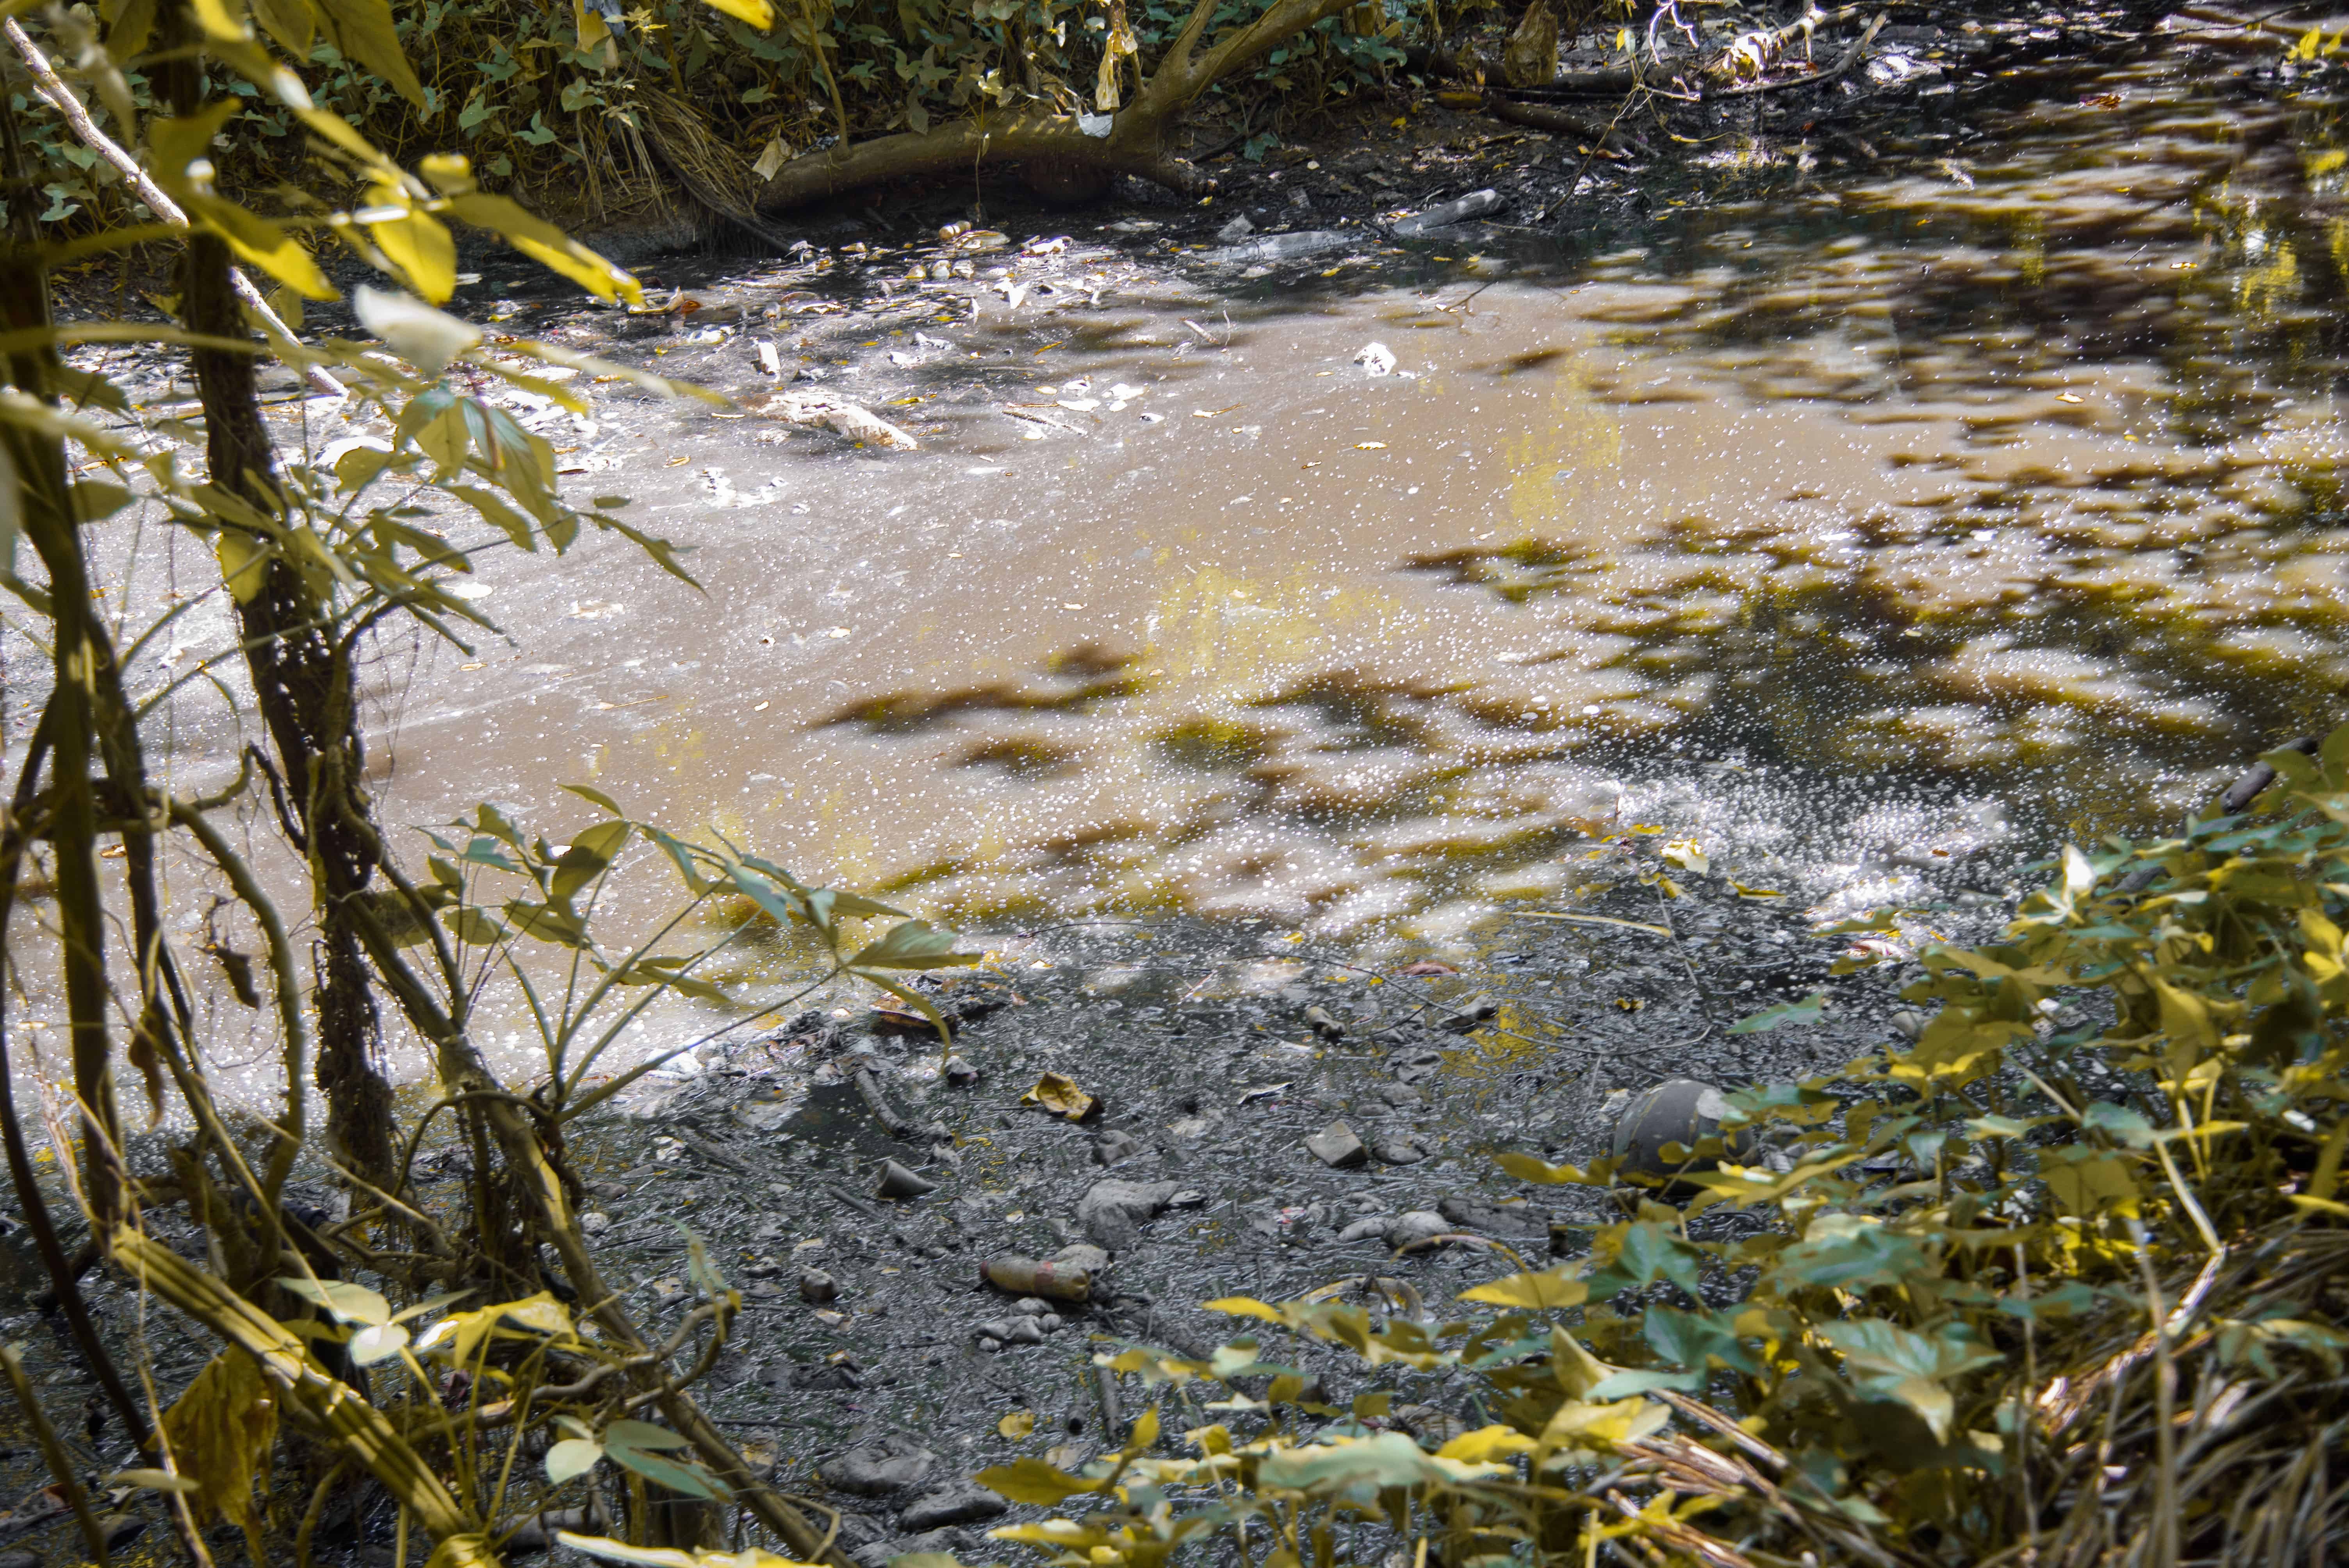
[1336,1215,1391,1243]
[944,1055,981,1086]
[899,1481,1010,1532]
[1012,1296,1049,1317]
[1373,1137,1427,1165]
[1216,214,1256,242]
[580,1212,611,1236]
[820,1434,936,1496]
[1385,1211,1451,1249]
[1377,1082,1425,1108]
[1305,1121,1368,1169]
[1167,1189,1208,1208]
[1092,1128,1143,1166]
[800,1269,839,1304]
[1440,993,1500,1033]
[1392,1049,1446,1084]
[1038,1312,1062,1331]
[975,1335,1002,1353]
[1050,1242,1112,1276]
[1303,1005,1346,1040]
[1076,1178,1179,1251]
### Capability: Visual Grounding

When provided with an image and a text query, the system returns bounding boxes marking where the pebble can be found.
[1305,1121,1368,1169]
[1336,1215,1392,1243]
[580,1211,611,1236]
[898,1481,1009,1532]
[1092,1128,1143,1166]
[800,1268,839,1304]
[944,1055,981,1086]
[1303,1005,1346,1040]
[1372,1135,1427,1165]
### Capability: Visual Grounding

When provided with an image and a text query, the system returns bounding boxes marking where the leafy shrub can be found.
[980,735,2349,1567]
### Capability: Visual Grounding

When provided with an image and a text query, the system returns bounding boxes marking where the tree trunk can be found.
[160,16,399,1195]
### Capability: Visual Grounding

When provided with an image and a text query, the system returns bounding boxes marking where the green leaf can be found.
[847,918,979,970]
[601,1440,731,1502]
[563,783,624,816]
[1726,992,1827,1034]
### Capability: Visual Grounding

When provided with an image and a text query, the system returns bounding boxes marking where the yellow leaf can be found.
[998,1409,1035,1440]
[974,1456,1104,1505]
[1436,1424,1537,1463]
[695,0,775,27]
[1203,1296,1287,1322]
[1021,1072,1096,1121]
[367,203,458,303]
[161,1351,276,1534]
[312,0,428,105]
[1458,1269,1588,1310]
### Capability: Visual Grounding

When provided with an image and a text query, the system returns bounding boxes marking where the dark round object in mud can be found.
[1611,1079,1745,1187]
[1022,155,1114,206]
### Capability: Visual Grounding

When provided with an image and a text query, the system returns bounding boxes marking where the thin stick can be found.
[1,16,343,399]
[0,1344,110,1565]
[1717,11,1886,96]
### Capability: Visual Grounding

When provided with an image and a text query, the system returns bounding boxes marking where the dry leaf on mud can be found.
[999,1409,1037,1439]
[1022,1071,1098,1121]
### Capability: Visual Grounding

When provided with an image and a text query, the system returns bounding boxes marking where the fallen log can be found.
[752,0,1358,213]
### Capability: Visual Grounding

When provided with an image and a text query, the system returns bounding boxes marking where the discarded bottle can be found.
[1208,228,1352,264]
[1391,189,1504,237]
[980,1254,1091,1303]
[1611,1078,1748,1192]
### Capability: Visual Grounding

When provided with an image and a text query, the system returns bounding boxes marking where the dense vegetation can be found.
[1,0,2345,1563]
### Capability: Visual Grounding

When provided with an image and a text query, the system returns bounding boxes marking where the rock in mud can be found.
[1092,1128,1143,1166]
[1305,1122,1368,1168]
[1437,1196,1547,1239]
[944,1055,982,1086]
[1077,1178,1179,1250]
[899,1481,1009,1531]
[1385,1211,1451,1249]
[1303,1005,1346,1039]
[1051,1242,1111,1277]
[821,1434,936,1496]
[800,1268,839,1303]
[1373,1135,1427,1165]
[1439,993,1500,1033]
[1336,1214,1392,1243]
